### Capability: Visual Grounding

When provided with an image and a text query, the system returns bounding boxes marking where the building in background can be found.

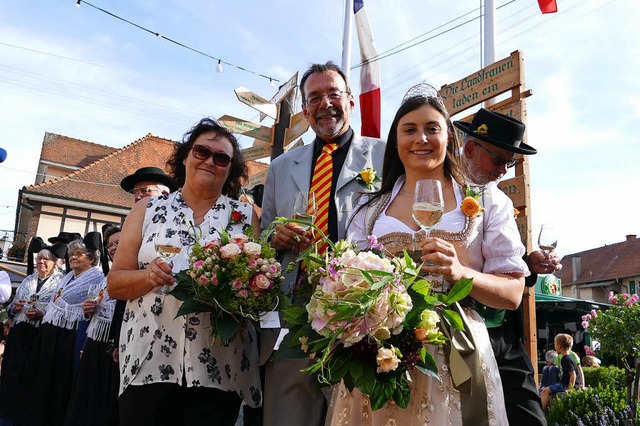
[560,234,640,303]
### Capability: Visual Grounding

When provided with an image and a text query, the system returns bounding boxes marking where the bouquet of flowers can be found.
[171,228,284,343]
[277,231,473,411]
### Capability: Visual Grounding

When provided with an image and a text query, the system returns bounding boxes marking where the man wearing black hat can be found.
[120,166,176,203]
[455,108,560,426]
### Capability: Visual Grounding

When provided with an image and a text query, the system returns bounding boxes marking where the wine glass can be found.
[27,293,39,312]
[292,191,316,231]
[153,222,181,294]
[87,282,102,302]
[412,179,444,236]
[538,224,558,268]
[412,179,445,289]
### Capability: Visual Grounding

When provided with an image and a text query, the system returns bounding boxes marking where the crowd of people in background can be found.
[0,61,575,426]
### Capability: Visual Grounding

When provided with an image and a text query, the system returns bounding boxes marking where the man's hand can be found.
[271,223,312,252]
[527,250,562,275]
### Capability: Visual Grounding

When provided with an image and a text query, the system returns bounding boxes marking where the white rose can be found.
[220,243,241,259]
[243,242,262,257]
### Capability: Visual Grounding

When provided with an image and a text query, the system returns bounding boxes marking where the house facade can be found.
[14,132,268,257]
[559,234,640,303]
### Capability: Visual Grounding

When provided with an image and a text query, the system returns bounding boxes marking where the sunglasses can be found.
[191,144,232,167]
[473,141,518,168]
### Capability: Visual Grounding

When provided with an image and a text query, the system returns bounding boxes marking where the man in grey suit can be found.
[259,62,386,426]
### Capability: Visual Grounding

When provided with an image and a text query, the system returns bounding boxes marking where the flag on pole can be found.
[354,0,381,138]
[537,0,558,13]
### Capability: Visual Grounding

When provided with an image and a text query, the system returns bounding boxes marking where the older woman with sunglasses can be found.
[108,118,261,426]
[19,233,104,426]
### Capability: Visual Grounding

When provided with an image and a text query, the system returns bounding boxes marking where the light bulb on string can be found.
[216,60,223,73]
[155,32,162,38]
[270,78,276,88]
[75,0,81,7]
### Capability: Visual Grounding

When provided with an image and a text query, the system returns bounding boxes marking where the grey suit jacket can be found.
[261,133,386,292]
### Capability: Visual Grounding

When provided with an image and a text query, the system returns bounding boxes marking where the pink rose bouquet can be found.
[172,228,284,343]
[278,233,473,411]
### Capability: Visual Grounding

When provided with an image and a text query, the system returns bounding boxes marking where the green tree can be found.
[583,292,640,420]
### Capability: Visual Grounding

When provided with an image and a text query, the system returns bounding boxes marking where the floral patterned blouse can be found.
[118,191,262,407]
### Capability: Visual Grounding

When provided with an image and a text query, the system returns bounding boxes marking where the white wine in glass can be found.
[292,191,316,231]
[154,223,181,294]
[412,180,444,235]
[538,224,558,267]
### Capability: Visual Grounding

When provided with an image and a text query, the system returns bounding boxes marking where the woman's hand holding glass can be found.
[148,256,176,294]
[419,237,467,284]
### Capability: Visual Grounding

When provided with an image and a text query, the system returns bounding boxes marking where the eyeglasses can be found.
[129,186,159,196]
[191,144,232,167]
[106,241,119,250]
[473,141,518,168]
[304,90,349,106]
[69,251,87,259]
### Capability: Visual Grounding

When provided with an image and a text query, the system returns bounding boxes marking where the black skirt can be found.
[0,322,40,418]
[17,323,78,426]
[64,338,119,426]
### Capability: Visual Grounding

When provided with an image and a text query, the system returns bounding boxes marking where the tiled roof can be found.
[25,134,178,209]
[559,235,640,285]
[40,132,117,168]
[24,133,271,210]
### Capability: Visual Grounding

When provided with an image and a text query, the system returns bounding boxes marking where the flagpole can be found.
[341,0,354,82]
[483,0,496,107]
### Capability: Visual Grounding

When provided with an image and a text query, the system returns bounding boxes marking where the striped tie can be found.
[309,143,339,253]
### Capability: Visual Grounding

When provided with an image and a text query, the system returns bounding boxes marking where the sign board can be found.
[247,168,267,187]
[515,211,528,247]
[439,50,522,115]
[241,143,270,161]
[458,99,525,123]
[284,111,309,145]
[234,87,278,119]
[261,72,298,122]
[219,115,273,142]
[498,175,526,208]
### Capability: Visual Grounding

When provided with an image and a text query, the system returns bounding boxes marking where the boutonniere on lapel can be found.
[460,187,484,217]
[355,167,381,190]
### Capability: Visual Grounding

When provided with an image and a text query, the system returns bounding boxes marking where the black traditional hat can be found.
[120,167,177,193]
[83,232,102,252]
[48,231,82,244]
[454,108,537,155]
[27,237,66,275]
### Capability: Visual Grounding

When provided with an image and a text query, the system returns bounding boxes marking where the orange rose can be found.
[460,196,483,217]
[414,328,429,342]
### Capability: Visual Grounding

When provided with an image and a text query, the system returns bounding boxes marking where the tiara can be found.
[401,82,445,108]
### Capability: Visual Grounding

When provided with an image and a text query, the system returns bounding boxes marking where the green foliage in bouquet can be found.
[274,223,473,411]
[171,227,284,344]
[546,386,634,426]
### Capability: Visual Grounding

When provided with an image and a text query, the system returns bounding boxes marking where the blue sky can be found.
[1,0,638,257]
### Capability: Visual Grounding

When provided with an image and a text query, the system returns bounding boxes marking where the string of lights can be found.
[74,0,280,85]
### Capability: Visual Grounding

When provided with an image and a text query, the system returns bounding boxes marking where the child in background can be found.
[541,334,578,410]
[539,350,561,392]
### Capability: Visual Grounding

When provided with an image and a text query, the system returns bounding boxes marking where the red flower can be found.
[230,210,244,224]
